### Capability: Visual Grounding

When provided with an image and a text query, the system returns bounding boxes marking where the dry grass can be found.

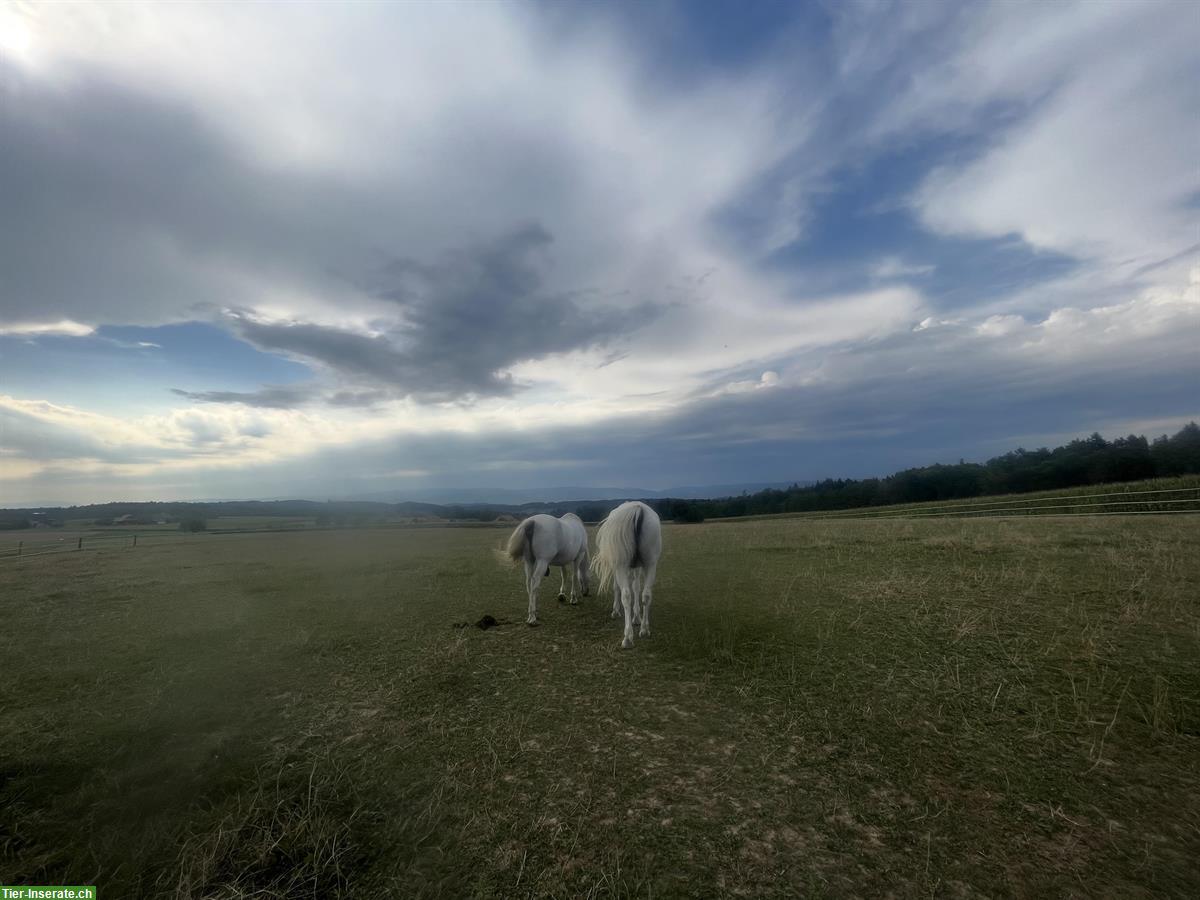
[161,754,369,899]
[1,516,1198,897]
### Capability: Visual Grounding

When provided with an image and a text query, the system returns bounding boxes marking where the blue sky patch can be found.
[0,323,311,413]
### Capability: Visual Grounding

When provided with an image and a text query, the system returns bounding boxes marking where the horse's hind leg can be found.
[617,570,636,649]
[638,561,658,638]
[557,565,569,603]
[568,564,577,603]
[631,569,644,626]
[526,559,546,626]
[569,559,581,605]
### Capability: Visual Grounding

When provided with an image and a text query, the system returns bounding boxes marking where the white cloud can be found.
[908,1,1199,273]
[0,320,94,337]
[872,257,935,281]
[720,370,783,396]
[1018,266,1200,356]
[0,6,34,64]
[975,315,1024,338]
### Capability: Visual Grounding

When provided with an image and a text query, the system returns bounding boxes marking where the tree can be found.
[667,500,705,523]
[179,518,207,532]
[1151,422,1200,475]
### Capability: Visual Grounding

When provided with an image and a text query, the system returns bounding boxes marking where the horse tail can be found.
[593,502,642,594]
[495,517,536,567]
[631,504,644,568]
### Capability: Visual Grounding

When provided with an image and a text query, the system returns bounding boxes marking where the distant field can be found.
[1,517,458,556]
[2,516,1198,897]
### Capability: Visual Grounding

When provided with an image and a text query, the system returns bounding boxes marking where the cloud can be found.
[904,1,1199,276]
[226,224,659,401]
[11,293,1196,506]
[0,3,796,413]
[0,3,784,330]
[1,1,1197,504]
[974,315,1024,338]
[871,257,935,281]
[873,255,936,280]
[170,386,315,409]
[0,320,95,337]
[719,370,783,396]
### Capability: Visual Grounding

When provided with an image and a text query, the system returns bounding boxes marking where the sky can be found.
[1,0,1198,506]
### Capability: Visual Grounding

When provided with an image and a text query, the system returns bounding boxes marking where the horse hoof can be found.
[639,629,650,638]
[621,638,634,649]
[557,594,566,603]
[527,620,540,627]
[569,598,579,606]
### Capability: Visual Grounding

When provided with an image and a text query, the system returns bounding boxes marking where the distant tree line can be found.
[645,423,1200,521]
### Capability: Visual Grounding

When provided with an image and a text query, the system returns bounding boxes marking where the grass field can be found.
[2,515,1198,897]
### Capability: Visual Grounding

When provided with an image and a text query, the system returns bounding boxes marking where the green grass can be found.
[2,517,1198,897]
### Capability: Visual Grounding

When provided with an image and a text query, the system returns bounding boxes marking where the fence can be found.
[784,486,1200,520]
[0,530,218,562]
[0,520,483,563]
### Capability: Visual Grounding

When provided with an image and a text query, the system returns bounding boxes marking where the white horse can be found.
[499,512,590,626]
[593,501,662,649]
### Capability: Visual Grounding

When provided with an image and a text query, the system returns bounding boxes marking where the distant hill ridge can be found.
[0,484,803,523]
[340,481,801,505]
[3,424,1197,526]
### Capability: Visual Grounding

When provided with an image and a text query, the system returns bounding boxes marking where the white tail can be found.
[594,503,641,593]
[494,518,534,566]
[594,501,662,649]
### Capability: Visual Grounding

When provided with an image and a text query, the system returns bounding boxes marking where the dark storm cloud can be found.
[169,386,315,409]
[231,225,658,400]
[325,390,391,409]
[169,385,389,410]
[0,63,315,326]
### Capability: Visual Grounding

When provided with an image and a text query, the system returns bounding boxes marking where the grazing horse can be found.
[499,512,590,626]
[593,501,662,649]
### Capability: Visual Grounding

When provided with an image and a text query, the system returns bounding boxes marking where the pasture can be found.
[2,516,1198,897]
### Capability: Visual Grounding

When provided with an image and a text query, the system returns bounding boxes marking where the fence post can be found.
[132,534,138,549]
[77,536,82,551]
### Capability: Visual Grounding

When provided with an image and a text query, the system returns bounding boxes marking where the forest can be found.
[656,422,1200,521]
